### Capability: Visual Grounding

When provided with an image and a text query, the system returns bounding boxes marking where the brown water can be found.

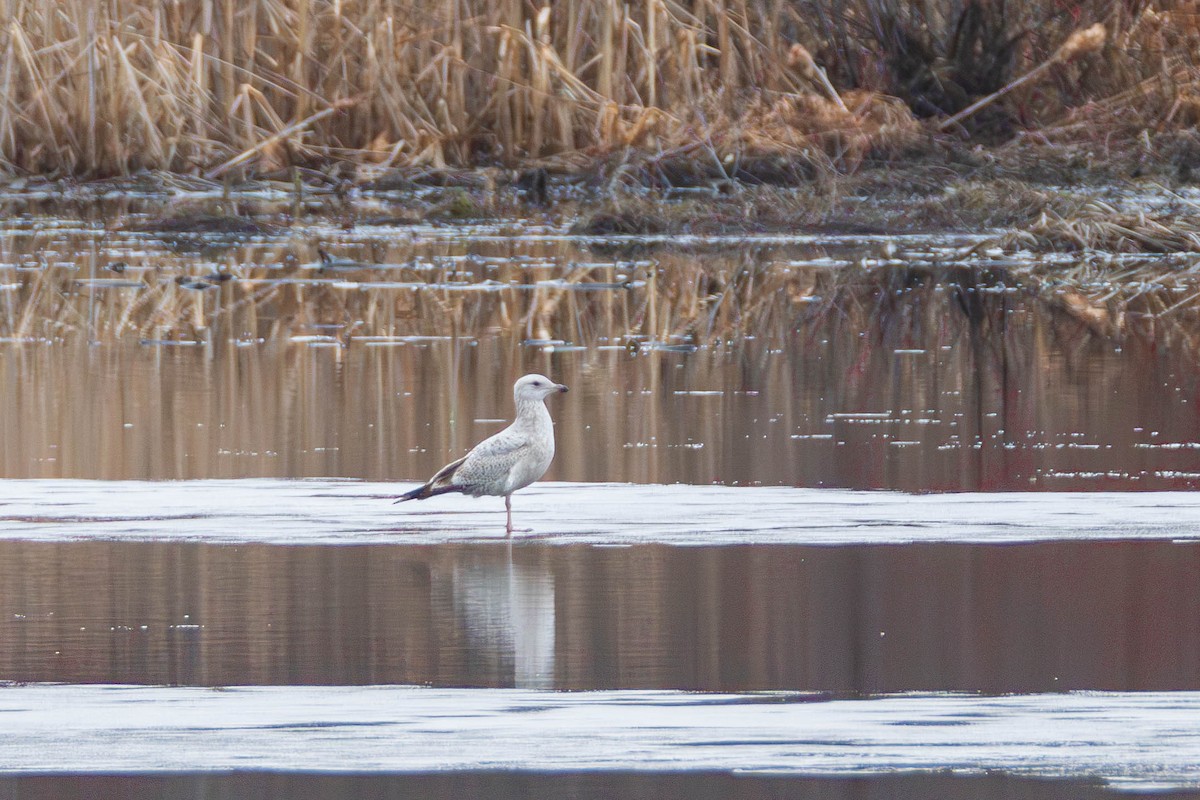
[3,196,1200,491]
[3,197,1200,491]
[2,772,1189,800]
[2,332,1199,490]
[2,538,1199,693]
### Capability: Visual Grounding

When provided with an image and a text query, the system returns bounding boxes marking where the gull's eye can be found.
[531,380,542,387]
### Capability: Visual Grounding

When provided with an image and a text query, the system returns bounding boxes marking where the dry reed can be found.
[995,203,1200,254]
[1,0,1194,179]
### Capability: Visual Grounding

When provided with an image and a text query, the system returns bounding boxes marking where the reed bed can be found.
[0,0,855,176]
[1,0,1196,179]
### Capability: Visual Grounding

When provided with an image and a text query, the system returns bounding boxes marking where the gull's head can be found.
[514,373,568,402]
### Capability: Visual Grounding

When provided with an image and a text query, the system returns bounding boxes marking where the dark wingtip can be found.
[394,486,426,503]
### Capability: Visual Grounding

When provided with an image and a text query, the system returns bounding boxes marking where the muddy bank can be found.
[7,145,1199,242]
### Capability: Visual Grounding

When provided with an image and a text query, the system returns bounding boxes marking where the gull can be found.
[397,374,569,536]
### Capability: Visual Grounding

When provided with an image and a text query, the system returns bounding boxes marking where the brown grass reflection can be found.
[2,315,1200,490]
[1,540,1197,693]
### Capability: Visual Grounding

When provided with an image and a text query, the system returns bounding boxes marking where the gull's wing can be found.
[427,453,470,486]
[397,426,531,502]
[452,430,531,492]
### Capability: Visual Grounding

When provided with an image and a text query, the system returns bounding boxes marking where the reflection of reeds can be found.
[8,214,1200,354]
[2,236,828,345]
[9,255,1200,353]
[802,259,1200,361]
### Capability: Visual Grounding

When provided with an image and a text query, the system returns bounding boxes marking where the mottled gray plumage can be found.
[397,373,569,536]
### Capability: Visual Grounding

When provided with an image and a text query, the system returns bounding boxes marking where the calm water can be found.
[2,539,1199,693]
[2,332,1199,490]
[4,771,1191,800]
[3,203,1200,795]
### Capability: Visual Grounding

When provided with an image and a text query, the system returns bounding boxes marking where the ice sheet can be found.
[1,479,1199,546]
[0,684,1196,791]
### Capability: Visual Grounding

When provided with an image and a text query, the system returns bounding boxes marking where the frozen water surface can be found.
[0,684,1197,791]
[2,479,1200,545]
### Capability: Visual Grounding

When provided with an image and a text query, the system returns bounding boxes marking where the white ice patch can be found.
[0,685,1196,790]
[0,479,1199,546]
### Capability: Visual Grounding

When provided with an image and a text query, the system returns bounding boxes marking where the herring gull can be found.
[396,373,569,536]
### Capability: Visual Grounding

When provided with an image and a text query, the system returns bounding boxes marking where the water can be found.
[0,771,1178,800]
[2,334,1200,490]
[5,491,1200,793]
[2,535,1199,693]
[3,201,1200,796]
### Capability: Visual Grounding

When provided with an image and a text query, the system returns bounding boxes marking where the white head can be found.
[513,373,568,403]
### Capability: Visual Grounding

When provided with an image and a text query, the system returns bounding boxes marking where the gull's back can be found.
[454,394,554,496]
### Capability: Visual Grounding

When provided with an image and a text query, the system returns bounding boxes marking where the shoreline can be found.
[4,143,1199,245]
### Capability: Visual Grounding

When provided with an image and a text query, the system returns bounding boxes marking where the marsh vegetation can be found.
[2,0,1195,178]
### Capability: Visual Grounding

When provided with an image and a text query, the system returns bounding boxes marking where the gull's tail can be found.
[395,484,427,503]
[395,454,469,503]
[394,483,458,503]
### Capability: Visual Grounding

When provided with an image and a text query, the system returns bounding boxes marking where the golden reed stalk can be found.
[0,1,1191,177]
[0,0,810,175]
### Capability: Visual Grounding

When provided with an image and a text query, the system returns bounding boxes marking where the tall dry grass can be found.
[2,0,1192,178]
[0,0,824,176]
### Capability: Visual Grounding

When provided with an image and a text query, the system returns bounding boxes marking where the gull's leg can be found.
[505,495,513,538]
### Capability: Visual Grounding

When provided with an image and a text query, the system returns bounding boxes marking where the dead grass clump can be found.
[803,0,1200,168]
[570,208,670,237]
[123,214,277,236]
[895,179,1083,231]
[1017,5,1200,168]
[601,89,920,190]
[997,204,1200,254]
